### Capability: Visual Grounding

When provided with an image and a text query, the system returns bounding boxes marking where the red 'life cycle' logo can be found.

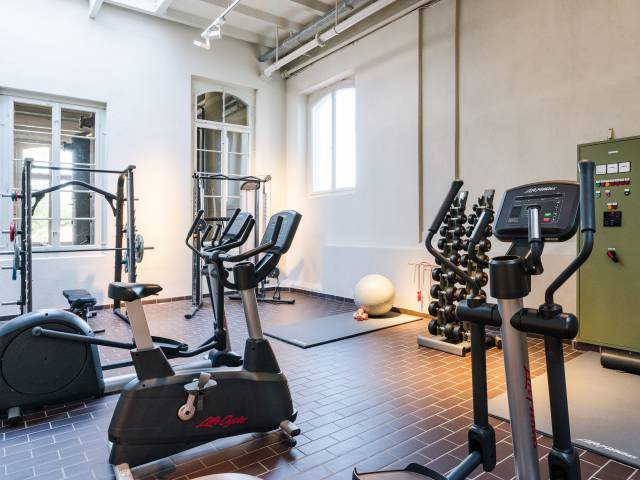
[196,415,248,429]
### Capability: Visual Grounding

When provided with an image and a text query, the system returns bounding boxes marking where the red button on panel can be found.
[543,218,551,223]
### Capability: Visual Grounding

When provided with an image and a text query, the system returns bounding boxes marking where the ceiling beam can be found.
[200,0,304,32]
[165,7,276,47]
[88,0,105,18]
[289,0,330,16]
[155,0,174,15]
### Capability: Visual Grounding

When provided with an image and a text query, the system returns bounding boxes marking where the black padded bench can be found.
[62,289,97,321]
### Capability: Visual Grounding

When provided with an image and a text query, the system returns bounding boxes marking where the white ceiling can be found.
[97,0,336,48]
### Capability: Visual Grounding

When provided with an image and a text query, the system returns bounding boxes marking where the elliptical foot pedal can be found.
[113,463,135,480]
[279,419,300,446]
[7,406,23,426]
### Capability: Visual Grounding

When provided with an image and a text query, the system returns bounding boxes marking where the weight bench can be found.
[62,289,97,321]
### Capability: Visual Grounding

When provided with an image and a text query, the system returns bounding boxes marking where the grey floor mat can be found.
[264,311,422,348]
[489,351,640,468]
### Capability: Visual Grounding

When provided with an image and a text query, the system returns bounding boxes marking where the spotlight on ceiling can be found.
[193,0,240,49]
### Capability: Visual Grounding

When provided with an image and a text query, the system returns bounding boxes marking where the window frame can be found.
[192,87,253,218]
[0,94,106,251]
[307,79,356,195]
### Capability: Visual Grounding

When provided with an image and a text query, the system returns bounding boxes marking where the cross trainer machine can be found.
[354,160,595,480]
[185,208,255,367]
[0,209,255,423]
[107,209,302,469]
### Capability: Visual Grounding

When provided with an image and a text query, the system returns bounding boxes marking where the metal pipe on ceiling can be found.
[282,0,442,78]
[258,0,370,63]
[263,0,398,77]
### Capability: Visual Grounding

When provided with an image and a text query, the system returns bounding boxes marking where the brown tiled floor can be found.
[0,292,637,480]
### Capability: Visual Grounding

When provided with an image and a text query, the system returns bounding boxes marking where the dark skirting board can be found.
[488,351,640,468]
[264,311,423,348]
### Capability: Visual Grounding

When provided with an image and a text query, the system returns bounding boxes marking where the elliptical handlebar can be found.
[429,180,464,233]
[544,160,596,305]
[468,209,492,268]
[217,215,283,264]
[425,180,482,297]
[185,209,206,258]
[186,209,255,260]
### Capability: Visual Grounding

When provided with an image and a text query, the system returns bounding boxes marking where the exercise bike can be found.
[107,209,302,469]
[354,160,595,479]
[0,208,254,423]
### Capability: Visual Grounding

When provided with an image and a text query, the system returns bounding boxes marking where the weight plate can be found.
[134,234,144,263]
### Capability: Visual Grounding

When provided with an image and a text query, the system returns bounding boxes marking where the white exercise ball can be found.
[354,274,395,316]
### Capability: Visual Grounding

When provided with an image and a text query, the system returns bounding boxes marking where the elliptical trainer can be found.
[353,160,595,480]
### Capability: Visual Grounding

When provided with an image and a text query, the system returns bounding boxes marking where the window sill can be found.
[308,188,356,198]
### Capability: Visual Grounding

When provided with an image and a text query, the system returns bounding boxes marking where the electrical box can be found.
[578,136,640,353]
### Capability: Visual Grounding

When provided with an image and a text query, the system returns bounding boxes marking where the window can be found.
[1,95,103,249]
[309,83,356,193]
[194,89,251,218]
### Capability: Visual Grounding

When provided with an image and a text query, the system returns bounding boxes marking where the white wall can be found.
[284,0,640,314]
[0,0,285,314]
[284,14,427,310]
[457,0,640,310]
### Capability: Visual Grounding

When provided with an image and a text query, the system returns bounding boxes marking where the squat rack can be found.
[0,158,150,321]
[187,172,271,318]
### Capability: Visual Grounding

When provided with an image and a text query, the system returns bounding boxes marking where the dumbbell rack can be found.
[418,191,470,356]
[461,190,501,348]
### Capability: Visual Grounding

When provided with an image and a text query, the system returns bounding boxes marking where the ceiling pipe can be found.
[258,0,368,63]
[263,0,398,77]
[282,0,442,78]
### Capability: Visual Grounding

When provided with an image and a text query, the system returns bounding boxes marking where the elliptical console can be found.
[494,181,580,242]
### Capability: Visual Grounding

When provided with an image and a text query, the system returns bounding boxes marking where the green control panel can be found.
[578,136,640,353]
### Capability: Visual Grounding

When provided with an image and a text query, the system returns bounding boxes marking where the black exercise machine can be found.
[0,209,255,423]
[354,160,595,480]
[107,209,302,470]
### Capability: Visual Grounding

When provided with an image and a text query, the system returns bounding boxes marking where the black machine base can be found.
[601,347,640,375]
[209,350,243,367]
[353,463,448,480]
[108,368,298,467]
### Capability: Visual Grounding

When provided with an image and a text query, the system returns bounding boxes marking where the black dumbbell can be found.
[431,267,442,281]
[449,253,461,266]
[428,301,440,317]
[430,284,441,299]
[475,271,488,287]
[444,287,457,302]
[460,254,470,268]
[427,319,439,336]
[443,304,457,322]
[468,213,478,225]
[437,238,447,250]
[479,239,492,253]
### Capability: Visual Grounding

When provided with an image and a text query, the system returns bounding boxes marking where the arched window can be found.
[196,91,248,126]
[308,82,356,193]
[194,89,251,218]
